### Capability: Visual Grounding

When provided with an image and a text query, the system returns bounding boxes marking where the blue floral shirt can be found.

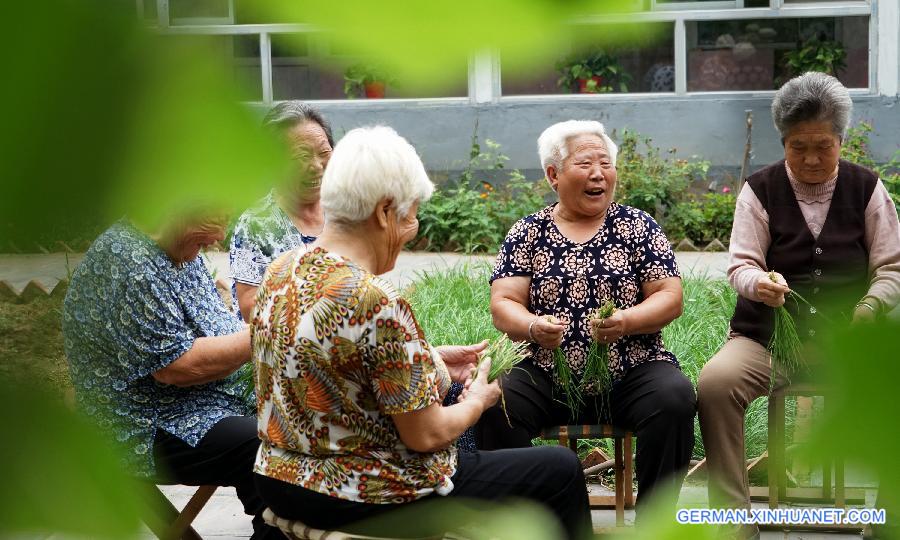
[490,203,681,388]
[229,191,316,318]
[62,221,250,478]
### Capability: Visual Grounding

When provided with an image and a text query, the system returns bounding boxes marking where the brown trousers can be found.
[697,335,788,513]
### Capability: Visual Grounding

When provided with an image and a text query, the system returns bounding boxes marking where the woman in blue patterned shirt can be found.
[475,120,696,522]
[63,212,285,539]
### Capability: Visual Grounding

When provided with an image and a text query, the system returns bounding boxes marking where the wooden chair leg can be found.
[614,436,625,527]
[835,457,845,508]
[167,485,216,540]
[141,485,181,540]
[768,394,782,509]
[624,433,634,509]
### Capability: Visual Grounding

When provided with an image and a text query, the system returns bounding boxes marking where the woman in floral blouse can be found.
[476,120,696,522]
[252,126,591,539]
[229,101,332,322]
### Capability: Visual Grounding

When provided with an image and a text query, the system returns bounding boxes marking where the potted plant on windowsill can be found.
[556,49,631,94]
[343,63,397,99]
[776,34,846,86]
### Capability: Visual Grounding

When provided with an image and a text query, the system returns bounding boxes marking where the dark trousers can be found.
[475,359,696,521]
[255,446,592,540]
[153,415,286,540]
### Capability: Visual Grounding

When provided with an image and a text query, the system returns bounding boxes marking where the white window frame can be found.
[147,0,893,103]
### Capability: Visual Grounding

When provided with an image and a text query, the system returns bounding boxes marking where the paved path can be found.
[0,251,730,294]
[138,484,867,539]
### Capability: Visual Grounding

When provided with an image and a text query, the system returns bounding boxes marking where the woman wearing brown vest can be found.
[697,72,900,540]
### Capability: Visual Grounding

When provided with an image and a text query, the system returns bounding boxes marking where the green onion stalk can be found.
[766,271,817,390]
[582,300,617,415]
[472,334,530,426]
[543,316,582,418]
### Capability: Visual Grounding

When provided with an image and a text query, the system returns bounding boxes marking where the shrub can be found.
[415,135,551,253]
[615,129,710,221]
[665,191,737,245]
[842,121,900,213]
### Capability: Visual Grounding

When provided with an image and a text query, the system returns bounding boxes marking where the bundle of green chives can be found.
[472,333,530,383]
[553,346,581,416]
[766,271,812,390]
[471,334,530,426]
[541,315,581,416]
[582,300,617,395]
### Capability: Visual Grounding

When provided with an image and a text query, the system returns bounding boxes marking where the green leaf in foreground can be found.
[0,383,143,537]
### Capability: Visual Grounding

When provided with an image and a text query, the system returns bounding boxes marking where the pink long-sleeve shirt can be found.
[728,162,900,311]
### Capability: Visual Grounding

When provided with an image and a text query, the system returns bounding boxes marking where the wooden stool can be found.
[766,382,865,532]
[263,508,445,540]
[767,383,850,508]
[540,424,634,526]
[141,484,217,540]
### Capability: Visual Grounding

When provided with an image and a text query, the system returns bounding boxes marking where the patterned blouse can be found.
[62,221,250,478]
[229,191,316,317]
[490,203,681,387]
[252,247,457,504]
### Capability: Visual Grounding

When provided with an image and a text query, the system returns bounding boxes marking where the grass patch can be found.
[406,266,793,461]
[0,295,72,402]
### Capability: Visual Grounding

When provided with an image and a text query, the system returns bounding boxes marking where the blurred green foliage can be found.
[1,1,285,251]
[4,0,898,537]
[0,382,143,537]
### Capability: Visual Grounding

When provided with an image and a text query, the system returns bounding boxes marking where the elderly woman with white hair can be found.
[250,126,592,539]
[476,120,696,520]
[698,72,900,539]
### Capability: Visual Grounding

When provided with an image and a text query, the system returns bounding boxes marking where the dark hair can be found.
[262,101,334,147]
[772,72,852,142]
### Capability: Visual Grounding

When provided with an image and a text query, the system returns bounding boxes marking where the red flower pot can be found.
[364,81,386,98]
[577,76,603,93]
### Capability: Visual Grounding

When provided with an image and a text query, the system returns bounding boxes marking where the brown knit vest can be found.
[730,159,876,346]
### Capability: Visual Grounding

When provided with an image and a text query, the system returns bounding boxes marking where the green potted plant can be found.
[777,35,846,85]
[556,48,631,94]
[343,63,396,99]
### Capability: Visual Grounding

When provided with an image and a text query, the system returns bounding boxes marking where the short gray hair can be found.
[262,101,334,147]
[320,126,434,224]
[537,120,619,173]
[772,72,852,141]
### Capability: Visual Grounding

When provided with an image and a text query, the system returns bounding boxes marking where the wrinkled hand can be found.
[531,315,567,349]
[590,310,629,344]
[757,272,790,308]
[436,341,488,384]
[459,358,501,411]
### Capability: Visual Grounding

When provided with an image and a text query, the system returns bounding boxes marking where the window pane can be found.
[686,16,868,91]
[270,34,467,100]
[166,35,261,100]
[170,0,231,22]
[502,22,675,95]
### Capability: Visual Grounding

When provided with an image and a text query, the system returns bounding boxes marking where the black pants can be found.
[153,416,286,540]
[475,359,696,521]
[255,446,592,540]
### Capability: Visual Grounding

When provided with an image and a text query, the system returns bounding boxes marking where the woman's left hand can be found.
[591,311,629,344]
[436,341,489,383]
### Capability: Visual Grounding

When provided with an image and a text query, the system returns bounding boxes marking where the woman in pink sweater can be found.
[697,71,900,540]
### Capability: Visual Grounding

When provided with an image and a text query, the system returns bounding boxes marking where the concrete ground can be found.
[135,483,868,539]
[0,250,730,294]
